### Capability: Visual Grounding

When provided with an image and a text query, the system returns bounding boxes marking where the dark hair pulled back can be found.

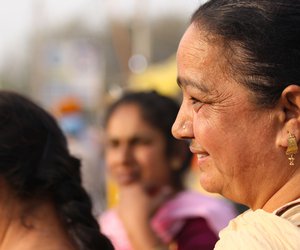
[0,91,113,250]
[192,0,300,107]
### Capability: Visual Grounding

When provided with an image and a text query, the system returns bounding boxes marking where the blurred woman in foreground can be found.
[0,91,113,250]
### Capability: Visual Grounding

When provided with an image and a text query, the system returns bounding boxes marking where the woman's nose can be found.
[172,105,193,140]
[115,144,133,165]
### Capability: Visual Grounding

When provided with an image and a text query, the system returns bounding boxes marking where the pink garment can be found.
[99,191,237,250]
[151,191,237,242]
[99,209,131,250]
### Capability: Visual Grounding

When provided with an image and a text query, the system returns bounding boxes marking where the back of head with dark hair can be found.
[105,91,192,189]
[191,0,300,107]
[0,91,113,250]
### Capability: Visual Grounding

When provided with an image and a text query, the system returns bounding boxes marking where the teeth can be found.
[197,154,207,160]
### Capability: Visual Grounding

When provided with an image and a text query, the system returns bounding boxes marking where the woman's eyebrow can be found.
[177,76,211,93]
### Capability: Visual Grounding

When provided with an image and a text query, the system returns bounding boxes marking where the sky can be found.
[0,0,202,67]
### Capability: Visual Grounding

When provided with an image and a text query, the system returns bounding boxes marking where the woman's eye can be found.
[190,97,204,111]
[132,137,152,146]
[107,139,119,148]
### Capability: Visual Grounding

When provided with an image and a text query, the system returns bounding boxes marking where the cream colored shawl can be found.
[214,199,300,249]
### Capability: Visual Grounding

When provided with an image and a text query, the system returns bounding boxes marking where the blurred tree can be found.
[0,14,190,108]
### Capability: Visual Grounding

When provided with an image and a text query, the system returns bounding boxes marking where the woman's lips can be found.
[115,169,139,185]
[189,145,209,163]
[196,152,209,160]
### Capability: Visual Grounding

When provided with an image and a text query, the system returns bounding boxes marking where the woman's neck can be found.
[0,188,75,250]
[260,170,300,212]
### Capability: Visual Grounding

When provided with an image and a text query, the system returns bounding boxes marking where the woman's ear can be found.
[277,85,300,147]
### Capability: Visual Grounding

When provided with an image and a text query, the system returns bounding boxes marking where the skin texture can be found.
[0,182,76,250]
[172,23,300,211]
[105,103,174,249]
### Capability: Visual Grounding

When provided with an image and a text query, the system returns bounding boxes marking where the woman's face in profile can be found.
[105,104,172,192]
[172,24,277,202]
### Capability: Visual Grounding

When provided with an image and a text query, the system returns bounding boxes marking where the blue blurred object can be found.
[59,113,86,137]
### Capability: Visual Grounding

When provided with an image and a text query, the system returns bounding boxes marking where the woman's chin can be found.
[116,175,138,186]
[199,173,221,194]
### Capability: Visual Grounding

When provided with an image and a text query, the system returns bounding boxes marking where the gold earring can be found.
[286,132,298,165]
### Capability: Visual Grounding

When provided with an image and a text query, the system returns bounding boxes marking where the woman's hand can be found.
[117,183,173,250]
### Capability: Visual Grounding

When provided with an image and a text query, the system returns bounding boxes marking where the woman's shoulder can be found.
[274,198,300,227]
[215,209,300,249]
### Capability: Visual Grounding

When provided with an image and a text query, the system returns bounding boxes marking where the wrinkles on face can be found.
[177,26,248,117]
[175,23,279,204]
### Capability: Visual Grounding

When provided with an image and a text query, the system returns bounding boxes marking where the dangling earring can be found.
[286,132,298,165]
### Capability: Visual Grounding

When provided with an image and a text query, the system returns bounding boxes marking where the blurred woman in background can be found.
[99,91,236,250]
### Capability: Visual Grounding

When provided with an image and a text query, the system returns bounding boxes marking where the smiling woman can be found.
[172,0,300,249]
